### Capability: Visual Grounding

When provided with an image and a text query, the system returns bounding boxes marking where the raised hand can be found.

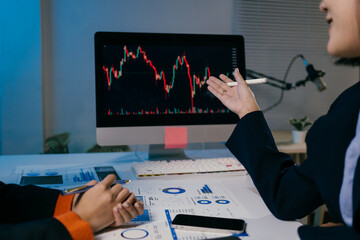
[206,68,260,119]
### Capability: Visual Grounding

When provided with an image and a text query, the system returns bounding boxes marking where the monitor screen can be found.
[95,32,245,146]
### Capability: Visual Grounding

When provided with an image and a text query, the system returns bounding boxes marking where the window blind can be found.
[233,0,359,129]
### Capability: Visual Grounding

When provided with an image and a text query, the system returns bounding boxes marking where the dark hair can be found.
[335,57,360,66]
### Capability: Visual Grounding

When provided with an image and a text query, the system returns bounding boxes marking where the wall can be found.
[41,0,235,153]
[1,0,358,154]
[42,0,360,153]
[0,0,43,155]
[234,1,359,130]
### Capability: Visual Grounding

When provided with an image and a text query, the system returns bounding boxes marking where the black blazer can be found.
[0,182,72,240]
[226,81,360,239]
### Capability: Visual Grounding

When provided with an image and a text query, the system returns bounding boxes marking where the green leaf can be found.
[289,116,312,131]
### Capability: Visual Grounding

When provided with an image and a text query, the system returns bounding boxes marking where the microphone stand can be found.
[245,54,325,112]
[247,69,318,90]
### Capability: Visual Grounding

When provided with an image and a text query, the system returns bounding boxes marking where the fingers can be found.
[109,183,124,198]
[99,174,116,188]
[233,68,247,86]
[122,193,141,218]
[207,84,224,100]
[207,68,246,88]
[112,205,126,226]
[111,195,145,227]
[207,76,229,91]
[86,180,98,186]
[113,203,133,224]
[219,73,234,83]
[134,200,144,215]
[207,69,245,98]
[115,187,130,203]
[207,78,229,98]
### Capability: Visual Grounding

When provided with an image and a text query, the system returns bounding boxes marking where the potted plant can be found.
[43,132,71,154]
[289,116,313,143]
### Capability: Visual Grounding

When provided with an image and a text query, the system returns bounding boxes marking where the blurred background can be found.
[0,0,358,155]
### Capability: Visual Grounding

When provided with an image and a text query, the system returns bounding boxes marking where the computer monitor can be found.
[94,32,245,157]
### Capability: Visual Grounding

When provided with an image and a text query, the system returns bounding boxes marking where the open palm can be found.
[206,68,260,118]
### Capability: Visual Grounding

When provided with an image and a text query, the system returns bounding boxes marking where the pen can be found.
[227,78,267,86]
[61,180,131,195]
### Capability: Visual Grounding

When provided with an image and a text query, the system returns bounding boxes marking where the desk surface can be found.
[273,130,307,154]
[0,150,301,240]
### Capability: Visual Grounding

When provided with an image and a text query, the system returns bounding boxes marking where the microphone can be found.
[306,64,327,92]
[302,57,327,92]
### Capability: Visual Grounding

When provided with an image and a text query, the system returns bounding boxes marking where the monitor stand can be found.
[148,144,190,161]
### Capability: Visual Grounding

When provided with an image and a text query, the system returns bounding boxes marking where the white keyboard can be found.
[131,157,246,178]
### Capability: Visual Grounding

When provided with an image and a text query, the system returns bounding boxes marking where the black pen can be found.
[61,180,131,195]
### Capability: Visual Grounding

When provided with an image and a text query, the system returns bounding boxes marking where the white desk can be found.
[0,150,301,240]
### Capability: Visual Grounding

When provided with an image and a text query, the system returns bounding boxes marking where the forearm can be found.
[0,182,60,223]
[0,218,72,240]
[54,194,94,240]
[0,182,93,239]
[226,111,323,219]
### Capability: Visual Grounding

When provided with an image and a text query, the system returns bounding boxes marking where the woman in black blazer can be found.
[207,0,360,239]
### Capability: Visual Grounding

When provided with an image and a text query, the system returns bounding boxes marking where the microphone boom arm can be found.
[246,69,315,91]
[244,54,326,112]
[246,54,326,91]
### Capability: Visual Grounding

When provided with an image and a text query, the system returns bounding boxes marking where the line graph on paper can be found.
[101,45,237,116]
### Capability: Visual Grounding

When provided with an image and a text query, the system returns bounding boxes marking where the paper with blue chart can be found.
[14,165,121,190]
[95,180,250,240]
[14,165,250,239]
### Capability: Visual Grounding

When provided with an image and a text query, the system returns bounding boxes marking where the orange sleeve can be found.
[54,194,93,240]
[55,211,93,240]
[53,194,74,217]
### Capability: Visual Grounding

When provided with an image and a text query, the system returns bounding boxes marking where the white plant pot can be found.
[292,130,307,143]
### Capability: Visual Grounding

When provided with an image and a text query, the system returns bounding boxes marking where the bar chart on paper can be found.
[16,165,121,189]
[72,169,96,182]
[95,180,251,240]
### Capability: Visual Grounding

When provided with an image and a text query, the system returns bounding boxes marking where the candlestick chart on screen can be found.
[101,44,237,116]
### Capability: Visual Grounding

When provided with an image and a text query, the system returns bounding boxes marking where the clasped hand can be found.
[71,174,144,233]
